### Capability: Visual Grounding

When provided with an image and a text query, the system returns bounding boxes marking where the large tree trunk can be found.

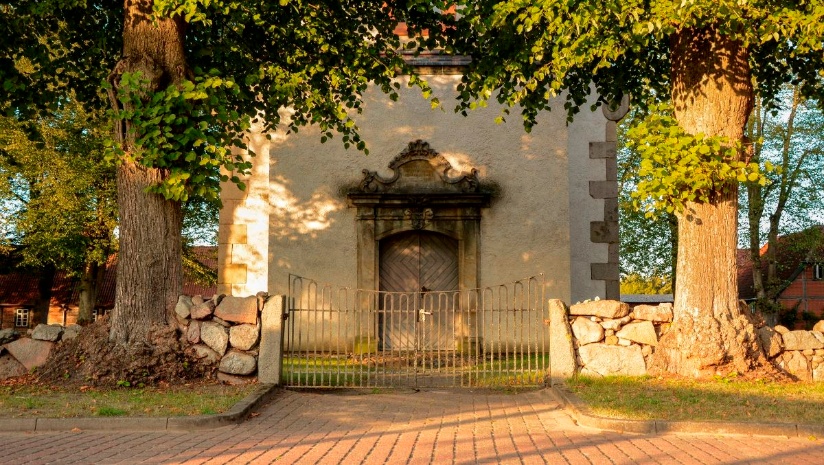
[108,0,187,344]
[650,27,767,377]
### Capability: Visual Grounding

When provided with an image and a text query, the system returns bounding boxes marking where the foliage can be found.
[125,1,452,201]
[0,94,217,285]
[0,2,120,116]
[0,99,117,274]
[740,88,824,248]
[2,0,456,207]
[452,0,824,222]
[626,104,770,216]
[619,205,676,285]
[2,0,457,342]
[182,194,219,246]
[453,0,824,124]
[739,87,824,324]
[618,111,677,283]
[104,70,251,202]
[182,245,217,286]
[620,273,672,295]
[620,90,824,299]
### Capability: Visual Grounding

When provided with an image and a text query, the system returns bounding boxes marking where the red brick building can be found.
[738,226,824,328]
[0,247,217,330]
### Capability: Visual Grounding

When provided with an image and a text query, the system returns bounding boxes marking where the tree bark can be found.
[78,260,108,325]
[108,0,187,344]
[650,27,767,376]
[32,264,55,326]
[666,213,678,291]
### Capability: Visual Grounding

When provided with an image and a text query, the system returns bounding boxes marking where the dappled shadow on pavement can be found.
[1,388,823,464]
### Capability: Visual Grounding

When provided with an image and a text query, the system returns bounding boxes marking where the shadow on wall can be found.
[269,174,343,241]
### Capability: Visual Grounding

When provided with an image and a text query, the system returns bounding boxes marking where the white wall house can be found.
[217,60,621,308]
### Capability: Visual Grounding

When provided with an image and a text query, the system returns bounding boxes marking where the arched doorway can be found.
[379,231,458,350]
[348,140,490,353]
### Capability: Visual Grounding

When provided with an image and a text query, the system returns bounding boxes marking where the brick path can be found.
[1,389,823,464]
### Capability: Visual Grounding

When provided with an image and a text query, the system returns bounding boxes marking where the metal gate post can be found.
[258,295,286,385]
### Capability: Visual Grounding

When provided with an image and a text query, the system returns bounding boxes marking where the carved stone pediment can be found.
[348,141,488,294]
[355,140,479,194]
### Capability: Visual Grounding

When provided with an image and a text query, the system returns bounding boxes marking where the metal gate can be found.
[282,274,550,388]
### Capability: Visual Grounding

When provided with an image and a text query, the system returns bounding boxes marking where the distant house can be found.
[0,246,217,330]
[0,269,45,330]
[738,226,824,328]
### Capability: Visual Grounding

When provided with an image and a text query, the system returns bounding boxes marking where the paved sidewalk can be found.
[1,388,823,464]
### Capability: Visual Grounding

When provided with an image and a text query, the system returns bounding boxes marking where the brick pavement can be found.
[1,389,823,464]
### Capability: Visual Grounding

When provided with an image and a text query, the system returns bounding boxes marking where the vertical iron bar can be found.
[320,284,326,387]
[519,281,524,384]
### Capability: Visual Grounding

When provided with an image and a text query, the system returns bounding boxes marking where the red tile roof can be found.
[0,271,42,307]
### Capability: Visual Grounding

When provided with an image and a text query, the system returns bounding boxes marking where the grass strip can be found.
[566,375,824,425]
[0,382,255,418]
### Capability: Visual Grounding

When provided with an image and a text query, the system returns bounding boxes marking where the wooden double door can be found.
[379,231,458,350]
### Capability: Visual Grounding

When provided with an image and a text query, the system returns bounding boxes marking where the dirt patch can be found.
[35,317,215,389]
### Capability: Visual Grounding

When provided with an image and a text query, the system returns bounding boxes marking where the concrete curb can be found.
[550,384,822,438]
[0,383,281,433]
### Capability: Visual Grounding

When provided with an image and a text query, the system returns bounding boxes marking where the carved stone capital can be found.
[404,208,434,229]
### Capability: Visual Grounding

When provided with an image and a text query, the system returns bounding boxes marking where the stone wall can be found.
[558,299,824,382]
[759,321,824,382]
[566,299,671,377]
[7,295,824,384]
[175,293,267,384]
[0,293,281,385]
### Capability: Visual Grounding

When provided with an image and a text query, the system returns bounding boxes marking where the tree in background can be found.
[1,1,453,344]
[742,86,824,321]
[452,0,824,376]
[620,273,673,295]
[181,194,220,287]
[0,100,117,324]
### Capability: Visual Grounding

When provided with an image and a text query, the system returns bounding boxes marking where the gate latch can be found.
[419,308,432,322]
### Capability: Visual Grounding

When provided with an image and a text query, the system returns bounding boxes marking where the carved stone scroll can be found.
[356,140,480,194]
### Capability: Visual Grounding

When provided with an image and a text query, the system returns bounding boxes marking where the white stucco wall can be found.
[219,74,609,305]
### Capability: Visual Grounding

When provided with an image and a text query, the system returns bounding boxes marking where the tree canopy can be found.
[452,0,823,376]
[1,0,456,343]
[452,0,824,119]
